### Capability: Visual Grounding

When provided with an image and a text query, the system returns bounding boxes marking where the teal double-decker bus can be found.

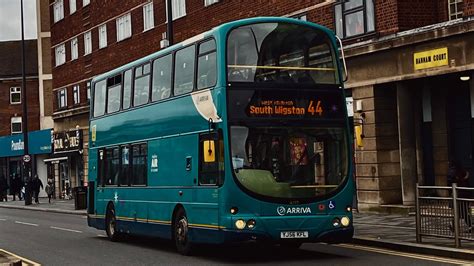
[87,17,353,255]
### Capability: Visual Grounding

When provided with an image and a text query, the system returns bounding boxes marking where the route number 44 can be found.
[308,100,323,116]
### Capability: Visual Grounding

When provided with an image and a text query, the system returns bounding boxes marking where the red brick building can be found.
[47,0,474,210]
[0,40,40,189]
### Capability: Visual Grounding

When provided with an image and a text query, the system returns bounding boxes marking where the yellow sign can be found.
[91,125,96,142]
[414,47,448,70]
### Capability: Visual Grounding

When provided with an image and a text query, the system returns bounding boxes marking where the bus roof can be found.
[92,16,334,83]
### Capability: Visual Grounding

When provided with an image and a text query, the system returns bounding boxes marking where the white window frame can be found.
[11,117,22,134]
[204,0,219,7]
[99,24,107,48]
[53,0,64,23]
[55,44,66,66]
[166,0,186,21]
[84,31,92,55]
[70,0,76,14]
[71,37,78,60]
[143,2,155,31]
[83,0,90,6]
[116,13,132,42]
[10,87,21,104]
[448,0,463,20]
[87,81,91,101]
[58,88,67,109]
[73,85,80,104]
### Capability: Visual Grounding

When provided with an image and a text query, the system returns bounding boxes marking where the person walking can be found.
[11,174,22,201]
[45,179,54,204]
[0,175,8,202]
[31,174,44,204]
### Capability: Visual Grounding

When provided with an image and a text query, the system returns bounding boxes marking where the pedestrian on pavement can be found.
[31,174,44,204]
[0,175,8,202]
[447,160,472,230]
[45,179,54,204]
[11,174,22,201]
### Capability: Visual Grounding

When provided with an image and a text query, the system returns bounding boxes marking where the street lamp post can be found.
[20,0,32,205]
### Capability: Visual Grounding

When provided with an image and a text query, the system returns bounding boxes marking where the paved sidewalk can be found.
[1,196,474,260]
[0,195,86,215]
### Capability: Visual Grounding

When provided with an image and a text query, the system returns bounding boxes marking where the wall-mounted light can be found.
[460,76,470,81]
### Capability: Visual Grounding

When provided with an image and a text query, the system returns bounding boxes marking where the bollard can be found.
[452,183,461,248]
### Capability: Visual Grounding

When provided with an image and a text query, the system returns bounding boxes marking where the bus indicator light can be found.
[318,204,325,211]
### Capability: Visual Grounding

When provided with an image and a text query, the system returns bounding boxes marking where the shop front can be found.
[0,129,53,198]
[48,129,84,199]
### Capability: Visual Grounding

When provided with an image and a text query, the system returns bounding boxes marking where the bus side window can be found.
[197,39,217,90]
[93,79,106,117]
[107,74,122,114]
[174,45,196,96]
[152,54,172,101]
[131,143,147,186]
[98,149,105,186]
[120,145,130,186]
[199,132,224,186]
[105,148,120,186]
[122,69,132,110]
[134,63,151,107]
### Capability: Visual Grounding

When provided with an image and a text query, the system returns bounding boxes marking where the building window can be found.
[10,87,21,104]
[99,24,107,48]
[11,117,22,134]
[84,31,92,55]
[292,13,307,21]
[57,88,67,109]
[73,85,80,105]
[335,0,375,39]
[449,0,463,20]
[116,13,132,42]
[87,81,91,102]
[83,0,90,6]
[55,44,66,66]
[69,0,76,14]
[143,2,154,31]
[204,0,219,7]
[168,0,186,20]
[71,37,78,60]
[53,0,64,23]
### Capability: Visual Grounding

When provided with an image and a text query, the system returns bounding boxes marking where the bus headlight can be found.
[341,216,350,227]
[332,218,340,227]
[235,219,246,230]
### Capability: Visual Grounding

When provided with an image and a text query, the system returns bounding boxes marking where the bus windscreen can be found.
[227,22,339,85]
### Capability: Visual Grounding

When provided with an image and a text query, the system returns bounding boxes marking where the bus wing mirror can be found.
[204,140,216,163]
[336,36,348,82]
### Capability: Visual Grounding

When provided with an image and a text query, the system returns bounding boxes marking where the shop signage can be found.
[54,129,83,154]
[414,47,448,70]
[0,129,53,158]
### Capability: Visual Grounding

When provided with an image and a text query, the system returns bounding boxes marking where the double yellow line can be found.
[336,244,473,265]
[0,249,40,265]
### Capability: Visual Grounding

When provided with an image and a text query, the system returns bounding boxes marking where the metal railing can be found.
[416,183,474,248]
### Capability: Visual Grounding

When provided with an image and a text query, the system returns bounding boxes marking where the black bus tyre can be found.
[173,208,193,255]
[105,205,121,242]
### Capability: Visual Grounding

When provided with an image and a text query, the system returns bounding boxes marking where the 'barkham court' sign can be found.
[413,47,448,70]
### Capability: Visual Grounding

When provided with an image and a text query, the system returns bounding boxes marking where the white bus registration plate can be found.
[280,231,308,239]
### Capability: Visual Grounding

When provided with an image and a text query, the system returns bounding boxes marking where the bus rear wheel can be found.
[105,205,121,242]
[173,208,193,255]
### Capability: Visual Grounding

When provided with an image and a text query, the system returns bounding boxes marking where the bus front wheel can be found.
[173,208,193,255]
[105,205,121,242]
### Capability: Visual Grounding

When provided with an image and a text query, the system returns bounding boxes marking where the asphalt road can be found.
[0,208,470,265]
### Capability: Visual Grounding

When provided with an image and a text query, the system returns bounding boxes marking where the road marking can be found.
[14,221,39,227]
[50,226,83,233]
[0,218,6,221]
[97,234,106,237]
[354,222,415,230]
[0,249,40,265]
[337,243,471,265]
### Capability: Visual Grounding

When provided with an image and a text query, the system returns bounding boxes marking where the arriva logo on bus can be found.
[277,206,312,216]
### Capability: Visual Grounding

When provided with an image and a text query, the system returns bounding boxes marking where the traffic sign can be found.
[23,155,31,163]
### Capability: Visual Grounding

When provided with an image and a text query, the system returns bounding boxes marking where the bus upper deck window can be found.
[93,80,106,117]
[197,39,217,90]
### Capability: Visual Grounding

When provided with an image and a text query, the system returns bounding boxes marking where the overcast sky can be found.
[0,0,37,41]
